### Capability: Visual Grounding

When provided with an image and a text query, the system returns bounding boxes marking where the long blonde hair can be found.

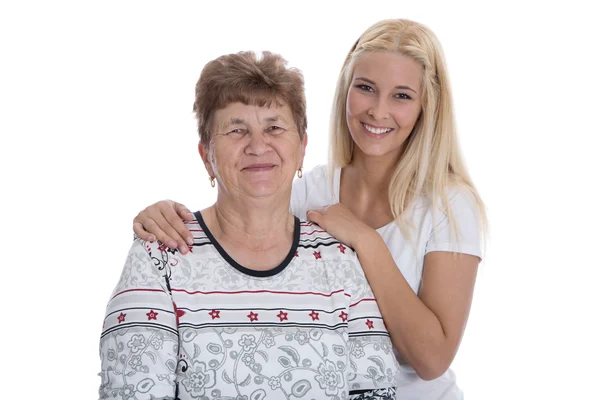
[330,19,487,246]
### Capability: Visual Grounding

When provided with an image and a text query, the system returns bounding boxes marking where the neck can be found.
[346,146,404,194]
[209,193,294,252]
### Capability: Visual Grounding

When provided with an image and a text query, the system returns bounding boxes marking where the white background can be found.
[1,0,598,398]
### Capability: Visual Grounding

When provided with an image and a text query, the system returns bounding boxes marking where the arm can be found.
[355,233,478,380]
[308,195,481,380]
[99,239,179,399]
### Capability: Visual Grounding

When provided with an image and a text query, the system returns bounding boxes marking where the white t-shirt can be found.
[290,164,483,400]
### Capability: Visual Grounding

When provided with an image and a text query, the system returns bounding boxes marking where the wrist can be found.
[352,225,380,253]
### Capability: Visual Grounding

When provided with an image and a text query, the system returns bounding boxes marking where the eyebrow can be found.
[228,115,281,126]
[229,118,246,125]
[356,77,417,94]
[263,116,280,123]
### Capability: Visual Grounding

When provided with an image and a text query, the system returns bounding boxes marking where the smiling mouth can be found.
[243,164,276,171]
[361,122,394,135]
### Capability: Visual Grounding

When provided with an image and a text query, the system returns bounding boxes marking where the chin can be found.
[353,139,394,158]
[242,183,282,198]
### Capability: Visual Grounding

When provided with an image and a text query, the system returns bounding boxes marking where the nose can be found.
[245,131,270,156]
[368,96,390,121]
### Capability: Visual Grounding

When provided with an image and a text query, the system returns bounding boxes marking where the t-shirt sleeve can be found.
[425,188,483,260]
[290,164,334,220]
[98,239,179,400]
[344,254,399,399]
[290,173,310,220]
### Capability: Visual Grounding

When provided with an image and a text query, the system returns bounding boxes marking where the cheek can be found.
[212,142,243,172]
[346,91,369,119]
[394,104,422,128]
[273,139,302,166]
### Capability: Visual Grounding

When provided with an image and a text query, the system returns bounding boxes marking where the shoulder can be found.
[302,163,330,181]
[291,164,336,219]
[292,164,331,194]
[439,185,483,234]
[297,219,355,258]
[447,185,480,214]
[114,237,176,291]
[296,219,369,289]
[424,185,484,258]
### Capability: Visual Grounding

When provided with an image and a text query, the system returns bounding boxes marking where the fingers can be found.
[133,221,155,242]
[162,203,194,247]
[175,202,195,222]
[134,216,177,247]
[306,210,323,225]
[150,208,191,254]
[173,202,195,246]
[132,200,192,254]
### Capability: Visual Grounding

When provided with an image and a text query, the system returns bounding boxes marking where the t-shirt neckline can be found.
[194,210,301,278]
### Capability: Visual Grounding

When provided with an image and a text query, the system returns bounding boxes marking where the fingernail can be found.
[179,245,188,255]
[148,235,155,242]
[186,237,194,245]
[168,241,177,248]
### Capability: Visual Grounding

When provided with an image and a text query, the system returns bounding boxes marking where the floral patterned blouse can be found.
[99,213,399,399]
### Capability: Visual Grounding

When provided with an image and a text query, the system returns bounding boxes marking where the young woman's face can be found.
[346,51,423,160]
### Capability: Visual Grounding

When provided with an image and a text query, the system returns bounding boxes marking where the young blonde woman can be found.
[132,19,487,399]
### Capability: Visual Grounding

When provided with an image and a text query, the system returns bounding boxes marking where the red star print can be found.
[146,310,158,320]
[173,302,185,326]
[366,319,374,329]
[247,311,258,322]
[277,311,288,321]
[208,309,220,320]
[187,245,193,253]
[313,251,321,259]
[157,243,168,252]
[339,311,348,322]
[309,310,320,321]
[117,312,126,324]
[295,251,299,257]
[337,244,346,253]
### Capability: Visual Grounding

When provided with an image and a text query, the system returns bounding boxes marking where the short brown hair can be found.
[193,51,307,145]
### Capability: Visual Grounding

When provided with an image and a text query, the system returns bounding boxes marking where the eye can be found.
[355,84,374,92]
[266,126,284,134]
[394,93,412,100]
[227,128,247,135]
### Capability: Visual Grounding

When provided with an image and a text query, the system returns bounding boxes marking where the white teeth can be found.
[363,123,392,135]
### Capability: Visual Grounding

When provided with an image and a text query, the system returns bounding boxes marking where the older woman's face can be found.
[200,101,306,200]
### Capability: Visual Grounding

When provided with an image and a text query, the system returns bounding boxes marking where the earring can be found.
[209,176,215,187]
[297,168,303,179]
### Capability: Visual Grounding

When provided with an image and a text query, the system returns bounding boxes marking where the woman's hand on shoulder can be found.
[133,200,195,254]
[307,203,372,248]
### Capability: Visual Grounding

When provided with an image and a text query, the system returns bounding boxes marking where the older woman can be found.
[99,51,399,400]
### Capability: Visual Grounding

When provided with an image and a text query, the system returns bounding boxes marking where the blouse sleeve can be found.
[344,253,399,399]
[98,239,179,400]
[425,188,483,260]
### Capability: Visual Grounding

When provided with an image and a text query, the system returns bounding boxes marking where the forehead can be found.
[353,51,423,89]
[213,102,294,127]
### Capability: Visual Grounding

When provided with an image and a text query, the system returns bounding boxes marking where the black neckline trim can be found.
[194,210,300,278]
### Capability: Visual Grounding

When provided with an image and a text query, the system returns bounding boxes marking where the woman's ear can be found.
[198,142,215,177]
